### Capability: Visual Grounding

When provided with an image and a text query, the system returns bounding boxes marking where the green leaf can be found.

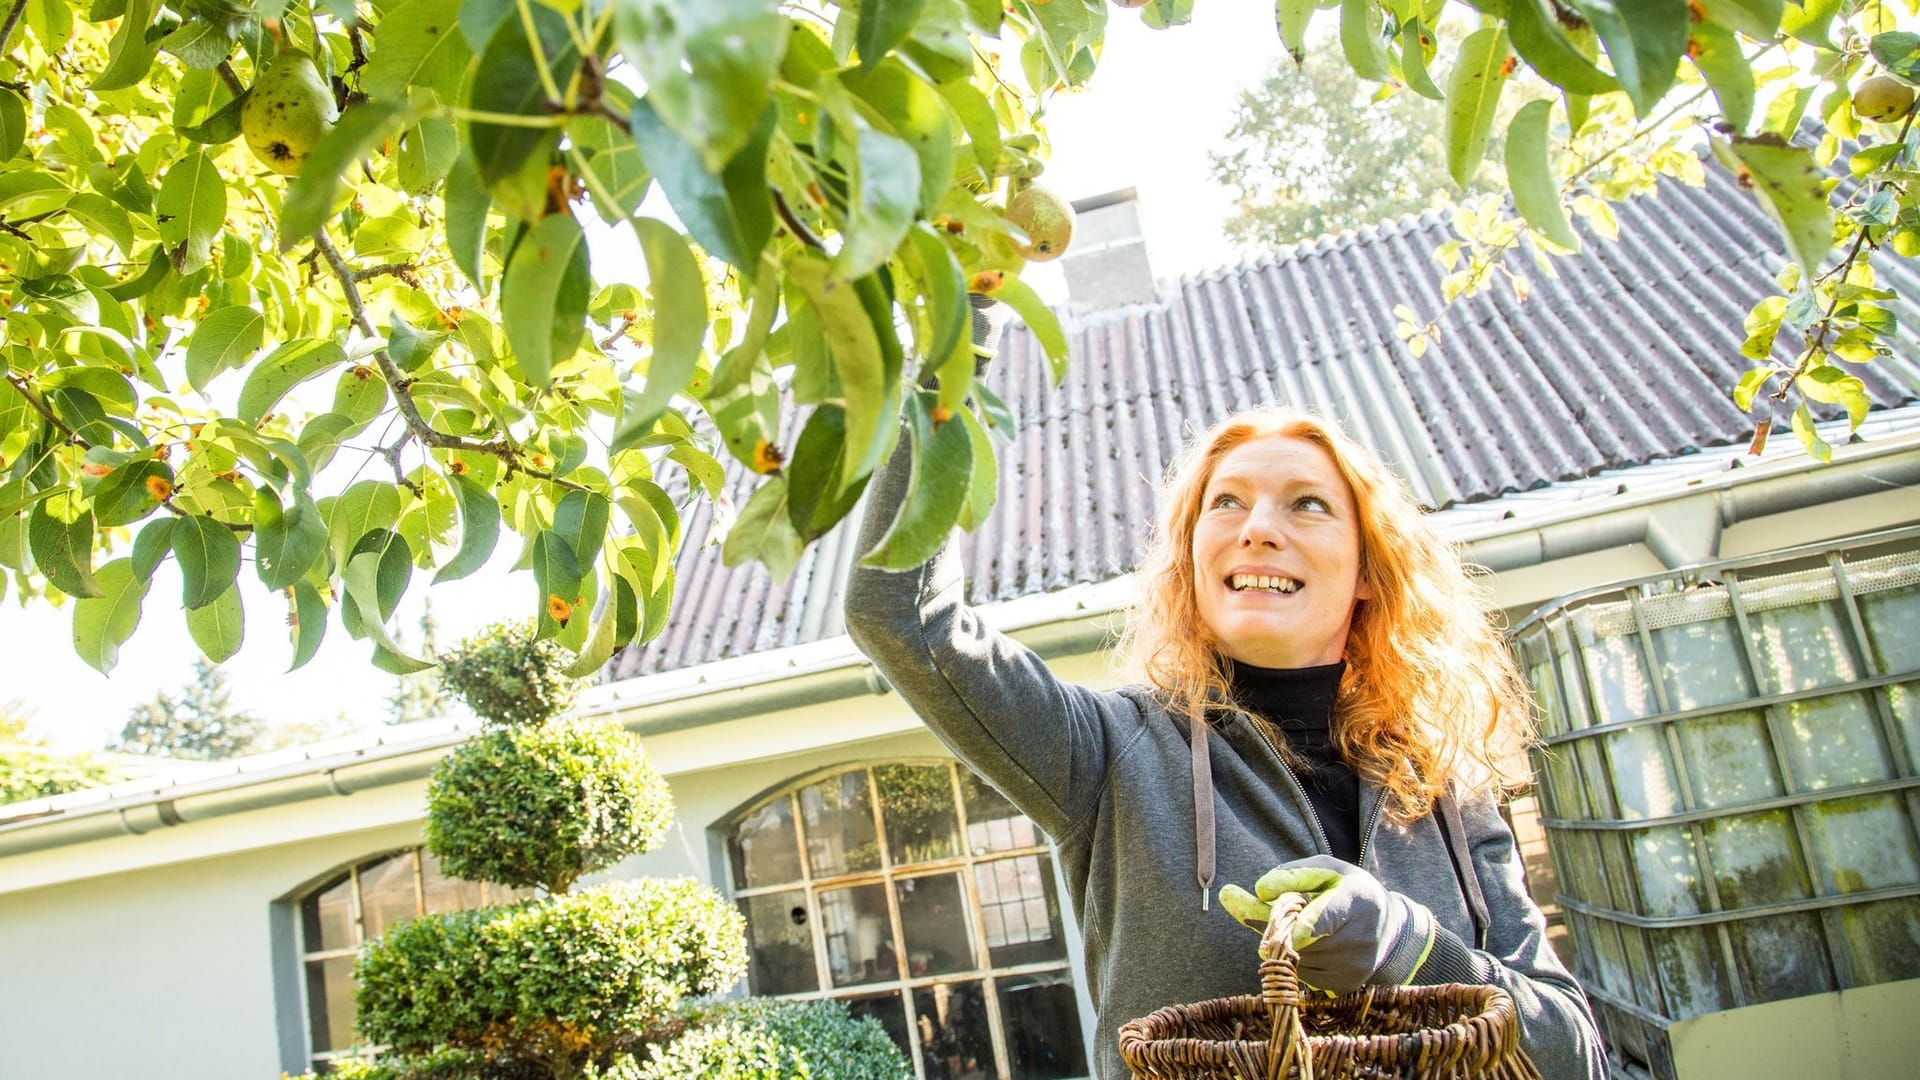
[89,460,172,527]
[857,0,927,69]
[66,193,136,255]
[1780,0,1840,51]
[434,471,500,583]
[185,582,244,662]
[131,518,177,581]
[845,60,957,217]
[1690,21,1754,133]
[721,474,803,578]
[156,149,226,273]
[1339,0,1392,82]
[981,275,1067,384]
[615,0,789,172]
[465,3,579,186]
[1717,135,1835,274]
[1733,368,1774,411]
[279,99,411,249]
[1789,401,1831,461]
[611,218,708,453]
[832,125,920,283]
[501,212,590,386]
[342,544,433,671]
[0,87,27,161]
[1139,0,1195,29]
[254,486,328,590]
[1569,0,1688,116]
[859,392,974,570]
[289,580,327,670]
[1275,0,1314,63]
[564,575,638,678]
[186,305,266,391]
[443,154,490,290]
[629,98,774,272]
[325,480,404,570]
[397,116,460,195]
[1445,27,1512,189]
[172,512,242,609]
[709,258,781,399]
[907,224,968,388]
[71,559,149,674]
[1397,19,1445,102]
[1698,0,1783,39]
[1870,31,1920,83]
[568,115,652,220]
[785,404,870,540]
[1506,99,1580,250]
[177,89,249,145]
[29,499,102,598]
[160,15,240,69]
[954,405,998,531]
[1507,0,1617,97]
[237,339,349,423]
[92,0,159,92]
[348,528,413,624]
[785,252,897,488]
[530,528,586,641]
[363,0,472,102]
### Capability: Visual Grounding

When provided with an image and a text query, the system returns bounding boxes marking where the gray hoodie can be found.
[844,442,1607,1080]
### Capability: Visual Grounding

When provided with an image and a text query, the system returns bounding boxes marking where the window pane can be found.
[820,882,896,988]
[731,795,803,890]
[740,889,819,995]
[999,972,1088,1080]
[877,763,960,867]
[305,956,358,1052]
[897,872,975,978]
[961,771,1037,855]
[913,980,993,1080]
[975,854,1067,967]
[802,771,881,878]
[302,874,354,953]
[358,853,421,939]
[843,989,911,1056]
[420,849,485,915]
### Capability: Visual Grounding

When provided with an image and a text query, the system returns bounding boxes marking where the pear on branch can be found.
[240,50,338,176]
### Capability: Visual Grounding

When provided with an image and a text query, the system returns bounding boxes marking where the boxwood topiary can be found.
[356,878,748,1075]
[424,716,672,893]
[598,998,910,1080]
[437,621,581,728]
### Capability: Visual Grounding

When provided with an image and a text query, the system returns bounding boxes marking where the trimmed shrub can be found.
[605,998,910,1080]
[424,717,672,893]
[356,878,747,1074]
[281,1048,547,1080]
[0,744,120,805]
[438,621,580,727]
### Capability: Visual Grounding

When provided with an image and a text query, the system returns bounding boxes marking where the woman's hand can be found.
[1218,855,1437,994]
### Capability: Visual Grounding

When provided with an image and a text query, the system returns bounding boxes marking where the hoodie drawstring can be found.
[1190,710,1215,911]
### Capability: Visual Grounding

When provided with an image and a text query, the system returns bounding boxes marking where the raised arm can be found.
[842,434,1137,845]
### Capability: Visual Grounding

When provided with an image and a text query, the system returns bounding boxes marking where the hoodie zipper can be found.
[1245,709,1389,868]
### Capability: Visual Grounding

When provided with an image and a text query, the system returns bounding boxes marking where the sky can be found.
[5,5,1297,752]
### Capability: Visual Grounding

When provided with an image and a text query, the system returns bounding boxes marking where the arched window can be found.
[297,847,532,1074]
[726,761,1090,1079]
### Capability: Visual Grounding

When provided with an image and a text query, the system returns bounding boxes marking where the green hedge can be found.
[437,621,581,727]
[0,745,120,806]
[604,998,910,1080]
[355,879,746,1070]
[424,717,672,892]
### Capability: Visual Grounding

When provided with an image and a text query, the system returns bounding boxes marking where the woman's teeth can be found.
[1229,574,1300,594]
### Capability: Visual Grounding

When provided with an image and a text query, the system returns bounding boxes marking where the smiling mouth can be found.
[1229,573,1302,594]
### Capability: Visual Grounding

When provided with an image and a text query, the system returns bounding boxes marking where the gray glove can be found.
[1219,854,1437,995]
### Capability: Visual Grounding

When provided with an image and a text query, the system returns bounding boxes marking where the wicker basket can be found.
[1118,894,1543,1080]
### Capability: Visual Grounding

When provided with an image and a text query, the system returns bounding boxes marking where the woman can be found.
[844,404,1606,1080]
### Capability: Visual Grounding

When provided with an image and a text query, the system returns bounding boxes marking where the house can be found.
[2,162,1917,1080]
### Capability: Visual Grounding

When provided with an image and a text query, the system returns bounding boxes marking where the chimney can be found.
[1061,188,1158,315]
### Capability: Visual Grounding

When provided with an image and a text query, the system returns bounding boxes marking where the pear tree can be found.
[0,0,1915,684]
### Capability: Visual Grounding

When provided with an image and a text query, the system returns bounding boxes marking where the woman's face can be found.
[1189,434,1372,669]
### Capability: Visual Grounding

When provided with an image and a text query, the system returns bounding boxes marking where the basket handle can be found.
[1257,893,1315,1080]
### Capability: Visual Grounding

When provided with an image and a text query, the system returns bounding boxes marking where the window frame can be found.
[721,758,1091,1080]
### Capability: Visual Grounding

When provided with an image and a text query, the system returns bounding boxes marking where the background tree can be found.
[386,601,447,726]
[110,658,264,760]
[1,703,123,804]
[2,0,1916,693]
[1212,44,1507,249]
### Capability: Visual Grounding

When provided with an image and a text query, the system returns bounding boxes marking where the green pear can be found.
[1006,184,1076,263]
[241,50,338,176]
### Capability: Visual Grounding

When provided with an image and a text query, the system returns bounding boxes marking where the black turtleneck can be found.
[1227,659,1362,864]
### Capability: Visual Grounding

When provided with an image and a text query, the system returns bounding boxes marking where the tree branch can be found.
[215,60,246,100]
[0,0,29,59]
[771,187,825,251]
[3,373,86,448]
[351,261,420,285]
[310,231,585,490]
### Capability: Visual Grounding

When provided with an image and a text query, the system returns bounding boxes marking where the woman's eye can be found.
[1296,495,1329,512]
[1212,493,1241,510]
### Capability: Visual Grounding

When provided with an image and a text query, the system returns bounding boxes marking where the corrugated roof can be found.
[607,164,1920,682]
